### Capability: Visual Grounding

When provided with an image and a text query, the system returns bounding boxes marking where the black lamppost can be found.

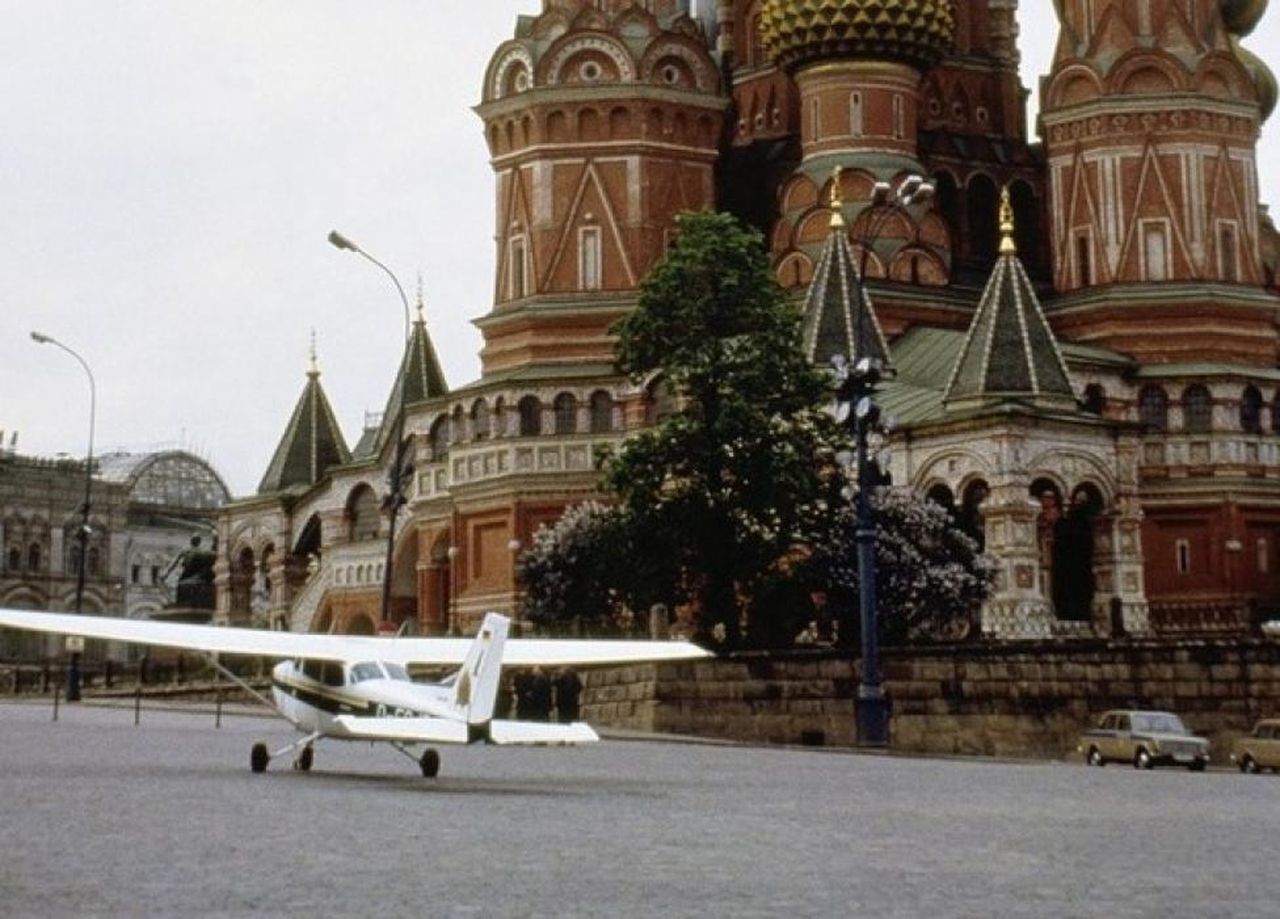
[30,330,95,702]
[834,173,934,747]
[328,230,412,630]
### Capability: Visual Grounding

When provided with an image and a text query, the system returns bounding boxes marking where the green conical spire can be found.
[943,187,1075,411]
[360,298,450,459]
[257,341,352,494]
[801,167,892,369]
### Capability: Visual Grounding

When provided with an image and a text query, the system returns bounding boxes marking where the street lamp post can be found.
[838,173,934,747]
[446,546,459,636]
[328,230,413,631]
[30,331,95,702]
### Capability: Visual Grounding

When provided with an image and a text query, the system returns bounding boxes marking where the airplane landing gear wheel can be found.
[294,745,313,772]
[251,742,270,774]
[420,748,440,778]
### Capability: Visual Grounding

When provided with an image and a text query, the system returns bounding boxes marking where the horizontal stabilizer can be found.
[331,716,470,745]
[487,720,599,746]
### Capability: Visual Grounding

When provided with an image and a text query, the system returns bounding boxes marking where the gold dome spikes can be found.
[830,166,846,230]
[999,185,1017,256]
[759,0,956,73]
[308,328,320,378]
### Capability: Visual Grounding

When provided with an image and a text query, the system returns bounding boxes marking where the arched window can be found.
[471,400,491,441]
[925,484,955,512]
[451,405,467,443]
[589,390,614,433]
[68,543,82,576]
[554,393,577,435]
[934,171,961,246]
[959,479,989,552]
[347,485,380,542]
[1272,389,1280,433]
[1082,384,1106,415]
[493,397,507,438]
[27,543,41,573]
[645,377,676,425]
[429,416,450,461]
[966,173,999,268]
[1241,385,1263,434]
[7,547,20,572]
[87,547,100,577]
[1009,181,1040,276]
[1183,384,1212,434]
[518,396,542,437]
[1138,385,1168,432]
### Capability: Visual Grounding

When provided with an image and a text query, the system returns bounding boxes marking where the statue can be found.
[165,535,216,609]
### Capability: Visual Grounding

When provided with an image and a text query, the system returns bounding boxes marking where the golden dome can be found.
[1221,0,1267,37]
[1233,37,1277,121]
[759,0,955,73]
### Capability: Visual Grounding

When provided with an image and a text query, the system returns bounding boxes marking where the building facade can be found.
[1,446,230,658]
[218,0,1280,639]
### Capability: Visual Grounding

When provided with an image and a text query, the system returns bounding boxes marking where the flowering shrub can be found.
[808,487,996,644]
[516,502,629,629]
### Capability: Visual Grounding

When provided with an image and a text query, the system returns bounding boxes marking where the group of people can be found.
[509,666,582,723]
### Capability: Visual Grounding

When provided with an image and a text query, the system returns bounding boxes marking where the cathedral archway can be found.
[1054,483,1103,623]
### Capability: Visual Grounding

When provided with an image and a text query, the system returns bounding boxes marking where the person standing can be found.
[554,667,582,723]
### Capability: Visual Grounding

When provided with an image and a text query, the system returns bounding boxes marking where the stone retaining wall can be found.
[582,638,1280,761]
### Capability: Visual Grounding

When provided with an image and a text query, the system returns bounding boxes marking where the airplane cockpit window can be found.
[301,659,325,682]
[382,662,411,681]
[349,661,386,683]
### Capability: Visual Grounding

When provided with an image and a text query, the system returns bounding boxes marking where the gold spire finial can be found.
[307,328,319,377]
[829,165,845,230]
[415,272,426,323]
[999,185,1017,255]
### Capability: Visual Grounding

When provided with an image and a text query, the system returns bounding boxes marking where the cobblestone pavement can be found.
[1,700,1277,918]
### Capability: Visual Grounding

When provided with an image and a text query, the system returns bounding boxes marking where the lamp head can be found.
[30,331,53,344]
[327,230,358,252]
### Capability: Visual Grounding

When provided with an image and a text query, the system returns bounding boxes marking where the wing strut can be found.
[197,652,299,728]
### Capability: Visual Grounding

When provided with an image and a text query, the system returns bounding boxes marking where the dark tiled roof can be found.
[357,314,449,459]
[943,251,1076,411]
[801,221,891,369]
[257,370,351,495]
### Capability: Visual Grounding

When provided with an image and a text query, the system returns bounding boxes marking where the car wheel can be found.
[1134,748,1153,770]
[1188,758,1206,772]
[1241,756,1259,774]
[1086,747,1104,767]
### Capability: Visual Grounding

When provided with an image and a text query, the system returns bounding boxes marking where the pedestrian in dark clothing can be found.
[554,668,582,723]
[513,670,535,720]
[529,666,553,721]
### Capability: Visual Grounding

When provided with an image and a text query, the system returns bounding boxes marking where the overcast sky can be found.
[3,2,1278,497]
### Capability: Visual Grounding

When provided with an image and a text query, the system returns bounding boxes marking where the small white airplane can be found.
[0,607,707,778]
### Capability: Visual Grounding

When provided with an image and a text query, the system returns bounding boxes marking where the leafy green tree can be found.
[517,211,993,648]
[605,210,838,645]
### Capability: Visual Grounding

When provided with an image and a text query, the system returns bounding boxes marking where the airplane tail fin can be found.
[450,612,508,725]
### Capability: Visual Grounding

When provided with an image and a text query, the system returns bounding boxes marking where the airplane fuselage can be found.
[271,659,457,738]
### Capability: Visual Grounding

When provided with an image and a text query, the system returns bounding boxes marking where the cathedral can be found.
[215,0,1280,641]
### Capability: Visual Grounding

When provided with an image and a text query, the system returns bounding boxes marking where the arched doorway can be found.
[1034,479,1102,623]
[959,479,989,552]
[389,527,420,630]
[229,546,255,619]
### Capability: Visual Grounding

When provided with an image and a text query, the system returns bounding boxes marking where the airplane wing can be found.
[330,716,471,745]
[0,607,709,667]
